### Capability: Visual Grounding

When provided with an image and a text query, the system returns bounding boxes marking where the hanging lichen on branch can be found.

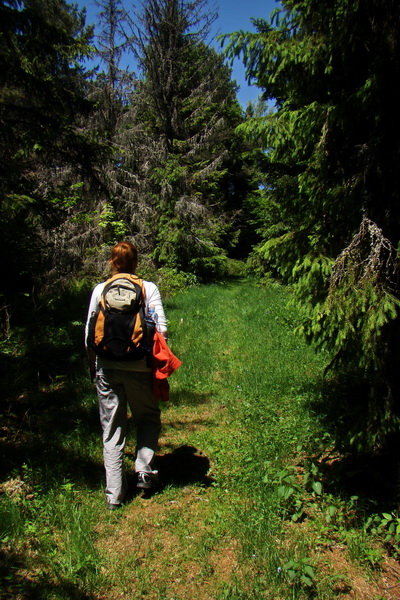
[329,217,399,294]
[301,217,400,375]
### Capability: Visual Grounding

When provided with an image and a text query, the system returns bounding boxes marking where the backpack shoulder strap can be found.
[105,273,143,286]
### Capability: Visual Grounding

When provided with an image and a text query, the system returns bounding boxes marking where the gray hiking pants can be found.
[96,369,161,505]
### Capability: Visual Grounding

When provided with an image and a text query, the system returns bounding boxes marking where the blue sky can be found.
[213,0,280,105]
[76,0,281,107]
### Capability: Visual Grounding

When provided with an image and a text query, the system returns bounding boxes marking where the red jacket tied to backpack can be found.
[152,331,181,401]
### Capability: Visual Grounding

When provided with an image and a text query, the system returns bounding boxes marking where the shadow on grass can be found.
[167,388,212,407]
[0,355,103,489]
[319,449,400,510]
[156,444,213,486]
[0,545,98,600]
[0,375,105,599]
[125,445,213,500]
[306,374,400,510]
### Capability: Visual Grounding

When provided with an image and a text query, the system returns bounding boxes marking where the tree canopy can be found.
[223,0,400,449]
[0,0,257,310]
[0,0,97,321]
[2,0,400,450]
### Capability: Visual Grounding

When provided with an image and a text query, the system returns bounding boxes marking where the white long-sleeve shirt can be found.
[85,278,167,372]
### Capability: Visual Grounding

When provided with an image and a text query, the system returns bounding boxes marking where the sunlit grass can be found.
[1,278,391,599]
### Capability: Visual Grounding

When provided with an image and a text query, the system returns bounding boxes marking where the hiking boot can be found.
[106,502,122,511]
[136,470,159,490]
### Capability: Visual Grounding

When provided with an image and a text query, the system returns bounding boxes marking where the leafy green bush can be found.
[149,267,198,298]
[189,254,228,280]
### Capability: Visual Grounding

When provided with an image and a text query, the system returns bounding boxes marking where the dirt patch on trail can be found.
[317,546,400,599]
[95,486,240,600]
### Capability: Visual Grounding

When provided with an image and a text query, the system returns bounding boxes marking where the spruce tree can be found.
[119,0,252,277]
[224,0,400,450]
[0,0,98,319]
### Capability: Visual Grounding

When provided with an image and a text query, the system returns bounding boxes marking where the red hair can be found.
[109,241,138,275]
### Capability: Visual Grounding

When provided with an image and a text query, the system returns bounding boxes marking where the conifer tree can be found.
[0,0,98,318]
[117,0,252,277]
[92,0,134,137]
[224,0,400,449]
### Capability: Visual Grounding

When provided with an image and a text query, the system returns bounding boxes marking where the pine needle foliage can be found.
[112,0,255,277]
[222,0,400,450]
[0,0,106,310]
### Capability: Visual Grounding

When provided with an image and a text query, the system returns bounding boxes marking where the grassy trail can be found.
[2,279,400,599]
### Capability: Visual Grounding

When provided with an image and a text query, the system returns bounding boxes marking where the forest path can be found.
[3,279,400,599]
[94,281,322,600]
[93,279,400,600]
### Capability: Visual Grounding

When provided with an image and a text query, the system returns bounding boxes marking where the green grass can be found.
[1,278,398,599]
[165,280,328,598]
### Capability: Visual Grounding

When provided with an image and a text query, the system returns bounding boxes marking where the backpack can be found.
[87,273,155,362]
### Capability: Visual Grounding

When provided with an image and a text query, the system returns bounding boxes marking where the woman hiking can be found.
[85,241,168,510]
